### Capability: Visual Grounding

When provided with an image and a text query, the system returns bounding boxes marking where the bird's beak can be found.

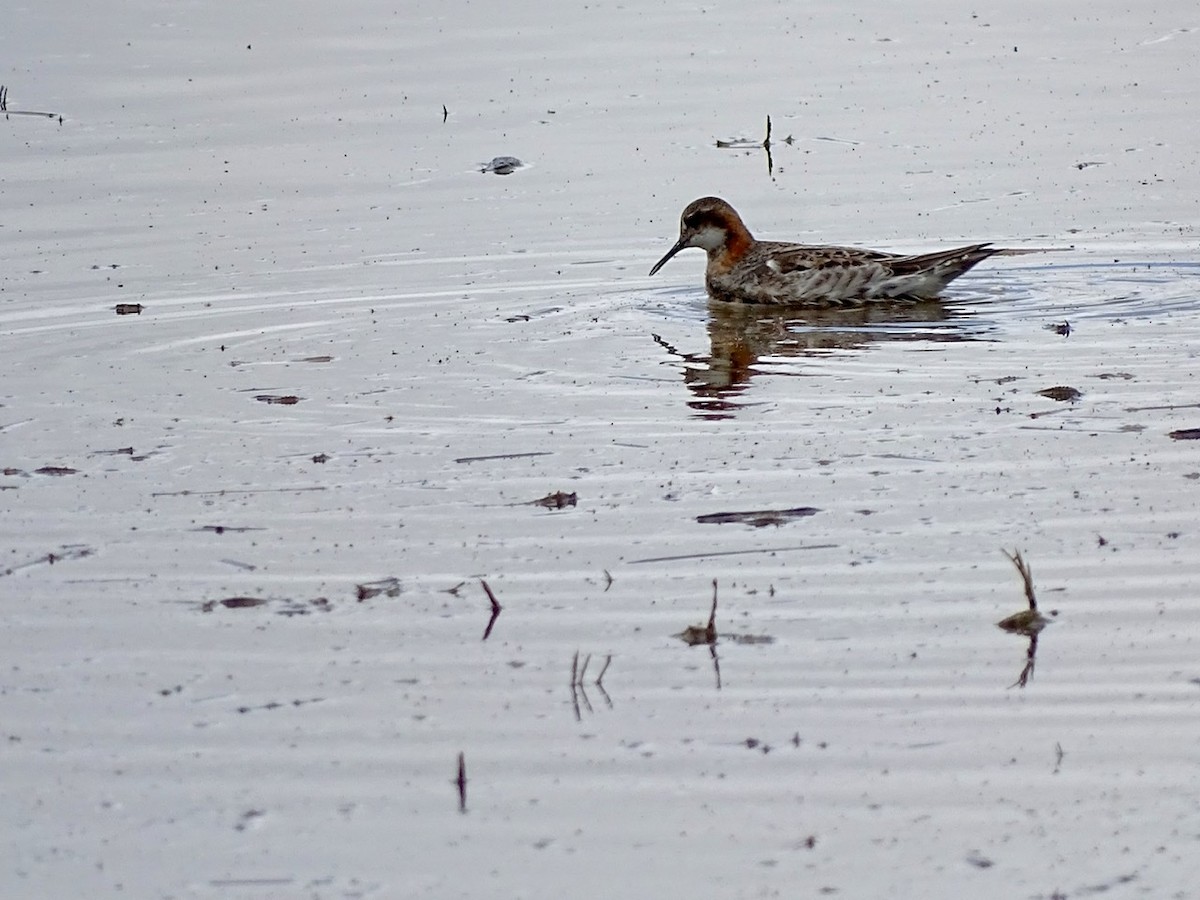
[648,238,688,276]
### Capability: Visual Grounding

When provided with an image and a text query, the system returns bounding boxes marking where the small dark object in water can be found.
[35,466,77,476]
[115,303,144,315]
[530,490,576,509]
[1036,386,1081,402]
[356,577,402,601]
[201,596,268,612]
[481,156,522,175]
[455,752,467,813]
[1169,428,1200,441]
[697,506,819,527]
[255,394,301,405]
[676,579,719,645]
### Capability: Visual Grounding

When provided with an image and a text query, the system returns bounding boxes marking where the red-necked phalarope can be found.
[650,196,1044,306]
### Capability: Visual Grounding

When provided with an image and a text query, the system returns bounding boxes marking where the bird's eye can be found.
[683,214,700,229]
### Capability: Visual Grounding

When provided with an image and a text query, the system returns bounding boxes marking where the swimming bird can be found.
[649,197,1043,306]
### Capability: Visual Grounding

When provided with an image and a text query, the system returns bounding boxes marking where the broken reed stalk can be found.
[595,655,612,688]
[570,650,579,686]
[480,579,501,614]
[763,114,772,148]
[0,85,61,120]
[578,653,591,684]
[479,579,503,640]
[707,579,718,633]
[455,752,467,813]
[1003,549,1038,610]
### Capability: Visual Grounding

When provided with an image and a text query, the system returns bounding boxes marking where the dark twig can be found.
[480,579,502,640]
[0,85,62,122]
[996,549,1053,687]
[1003,549,1038,610]
[455,752,467,813]
[595,655,612,687]
[570,652,582,721]
[763,115,775,176]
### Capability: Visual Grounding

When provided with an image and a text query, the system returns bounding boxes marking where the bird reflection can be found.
[654,300,975,417]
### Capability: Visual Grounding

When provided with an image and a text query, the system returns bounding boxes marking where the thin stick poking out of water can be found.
[480,580,502,640]
[455,752,467,813]
[1,85,62,121]
[1003,549,1038,610]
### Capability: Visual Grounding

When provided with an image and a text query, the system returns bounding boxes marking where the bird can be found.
[649,196,1045,306]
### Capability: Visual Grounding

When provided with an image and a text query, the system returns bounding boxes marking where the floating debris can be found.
[995,549,1058,689]
[1169,428,1200,441]
[1036,386,1082,402]
[995,549,1053,635]
[480,156,523,175]
[725,633,775,645]
[455,752,467,813]
[114,303,144,315]
[34,466,78,476]
[527,490,577,510]
[0,84,62,122]
[714,116,788,176]
[201,596,269,612]
[199,595,330,615]
[677,580,719,646]
[996,607,1050,635]
[480,579,503,640]
[254,394,301,405]
[2,545,94,577]
[570,651,614,719]
[455,451,552,464]
[356,577,402,601]
[697,506,819,527]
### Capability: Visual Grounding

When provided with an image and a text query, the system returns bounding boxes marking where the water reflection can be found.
[656,301,981,418]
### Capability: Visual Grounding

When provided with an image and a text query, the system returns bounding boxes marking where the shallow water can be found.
[4,2,1200,898]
